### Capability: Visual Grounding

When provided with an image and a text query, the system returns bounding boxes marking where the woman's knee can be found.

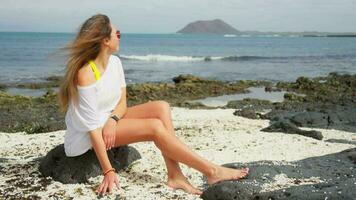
[154,100,171,117]
[147,118,168,139]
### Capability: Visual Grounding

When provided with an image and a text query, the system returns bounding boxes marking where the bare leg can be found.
[114,117,249,192]
[149,123,250,186]
[116,102,248,193]
[123,101,201,194]
[145,102,200,193]
[124,101,248,185]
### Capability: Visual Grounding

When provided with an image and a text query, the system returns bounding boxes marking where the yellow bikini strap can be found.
[88,60,101,80]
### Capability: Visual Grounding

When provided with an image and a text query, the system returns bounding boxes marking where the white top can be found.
[64,55,126,157]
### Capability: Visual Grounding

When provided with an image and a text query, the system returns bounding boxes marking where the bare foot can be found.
[207,166,249,185]
[166,175,203,195]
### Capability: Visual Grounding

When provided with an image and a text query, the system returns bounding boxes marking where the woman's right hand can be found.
[97,171,120,195]
[102,119,117,150]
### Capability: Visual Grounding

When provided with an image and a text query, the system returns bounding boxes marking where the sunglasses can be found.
[116,30,121,39]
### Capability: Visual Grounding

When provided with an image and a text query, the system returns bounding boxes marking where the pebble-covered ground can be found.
[0,107,355,199]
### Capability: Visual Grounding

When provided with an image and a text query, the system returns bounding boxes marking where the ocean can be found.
[1,32,356,85]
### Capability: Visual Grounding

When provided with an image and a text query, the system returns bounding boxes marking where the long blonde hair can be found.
[58,14,112,113]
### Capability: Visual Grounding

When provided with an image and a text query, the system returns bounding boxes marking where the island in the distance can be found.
[177,19,356,37]
[177,19,239,34]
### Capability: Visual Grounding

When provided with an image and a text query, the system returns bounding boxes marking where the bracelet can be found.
[110,114,121,122]
[103,168,116,176]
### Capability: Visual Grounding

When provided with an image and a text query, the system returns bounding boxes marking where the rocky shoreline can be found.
[0,72,355,135]
[232,72,356,136]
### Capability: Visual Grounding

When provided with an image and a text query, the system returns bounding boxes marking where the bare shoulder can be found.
[77,64,96,87]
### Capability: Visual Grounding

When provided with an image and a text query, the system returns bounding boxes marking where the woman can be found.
[59,14,249,196]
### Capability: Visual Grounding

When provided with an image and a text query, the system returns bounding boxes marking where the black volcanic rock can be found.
[261,119,323,140]
[39,144,141,184]
[201,148,356,200]
[177,19,239,34]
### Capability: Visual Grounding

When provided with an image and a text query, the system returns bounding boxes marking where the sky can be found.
[0,0,355,33]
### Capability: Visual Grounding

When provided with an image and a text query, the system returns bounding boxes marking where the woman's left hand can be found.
[102,119,117,150]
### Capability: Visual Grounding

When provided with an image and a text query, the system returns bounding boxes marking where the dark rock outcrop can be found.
[289,111,329,127]
[233,108,261,119]
[264,105,356,128]
[39,144,141,184]
[275,72,356,104]
[325,139,356,146]
[0,84,7,91]
[177,19,239,34]
[172,74,218,84]
[228,98,274,112]
[231,72,356,135]
[262,105,356,133]
[201,148,356,200]
[0,91,65,134]
[261,119,323,140]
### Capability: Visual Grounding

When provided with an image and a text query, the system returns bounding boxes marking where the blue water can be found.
[1,32,356,85]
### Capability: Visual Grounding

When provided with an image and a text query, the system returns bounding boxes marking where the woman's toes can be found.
[242,167,249,172]
[195,189,203,195]
[167,178,202,195]
[184,186,202,195]
[239,173,247,178]
[233,168,249,179]
[192,187,202,195]
[241,168,249,174]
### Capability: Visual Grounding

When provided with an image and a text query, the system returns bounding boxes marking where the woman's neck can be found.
[94,50,110,71]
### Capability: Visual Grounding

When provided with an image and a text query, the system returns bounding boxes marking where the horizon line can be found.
[1,30,356,34]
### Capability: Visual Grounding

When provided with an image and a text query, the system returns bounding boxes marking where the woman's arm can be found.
[89,128,113,172]
[89,128,120,194]
[76,60,120,194]
[111,87,127,118]
[103,87,127,149]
